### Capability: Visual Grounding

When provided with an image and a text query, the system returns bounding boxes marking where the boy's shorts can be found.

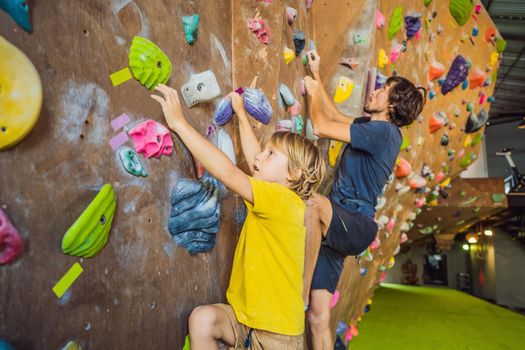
[214,303,304,350]
[311,200,378,294]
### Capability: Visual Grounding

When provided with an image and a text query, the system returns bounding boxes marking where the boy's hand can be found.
[226,91,246,116]
[151,84,186,131]
[306,50,321,77]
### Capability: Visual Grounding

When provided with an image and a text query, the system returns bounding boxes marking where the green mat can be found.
[350,283,525,350]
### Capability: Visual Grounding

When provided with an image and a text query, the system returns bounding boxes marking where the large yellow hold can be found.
[328,140,344,167]
[333,76,354,103]
[0,35,43,150]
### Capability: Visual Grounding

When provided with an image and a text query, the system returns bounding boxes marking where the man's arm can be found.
[152,85,254,203]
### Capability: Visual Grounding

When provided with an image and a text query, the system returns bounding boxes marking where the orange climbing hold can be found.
[485,27,496,42]
[428,60,445,81]
[429,114,445,133]
[395,157,412,178]
[469,68,486,89]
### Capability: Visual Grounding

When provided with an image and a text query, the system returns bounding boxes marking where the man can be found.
[303,51,426,349]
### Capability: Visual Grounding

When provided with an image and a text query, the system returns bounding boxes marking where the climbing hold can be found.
[429,113,446,133]
[288,102,301,117]
[441,55,469,95]
[61,184,117,258]
[472,26,479,37]
[409,175,427,189]
[479,92,485,104]
[449,0,474,26]
[378,49,389,69]
[0,208,24,265]
[129,120,173,159]
[395,157,412,178]
[405,14,422,40]
[441,134,449,146]
[214,88,273,125]
[61,341,82,350]
[492,193,505,203]
[428,60,445,81]
[389,43,403,64]
[353,32,366,45]
[279,83,297,106]
[182,14,199,45]
[459,152,475,168]
[460,195,478,205]
[375,72,387,89]
[0,0,32,32]
[466,102,474,112]
[247,18,270,45]
[181,70,222,108]
[305,0,314,10]
[305,119,318,141]
[129,36,172,90]
[424,0,433,6]
[277,119,293,132]
[400,135,410,150]
[471,132,482,147]
[283,47,295,64]
[293,31,306,57]
[487,96,495,103]
[329,140,344,167]
[419,226,434,234]
[469,68,486,89]
[485,27,496,43]
[209,127,236,167]
[376,9,386,29]
[329,290,340,309]
[168,178,221,255]
[429,90,436,100]
[388,6,404,40]
[495,38,507,53]
[370,237,380,250]
[0,35,43,150]
[118,146,148,177]
[489,51,499,70]
[333,76,354,103]
[214,98,234,126]
[340,57,358,70]
[465,108,489,133]
[286,7,297,25]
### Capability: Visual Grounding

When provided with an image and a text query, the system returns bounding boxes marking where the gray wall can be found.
[494,228,525,309]
[485,121,525,178]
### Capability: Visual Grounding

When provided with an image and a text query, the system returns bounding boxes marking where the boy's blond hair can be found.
[268,131,325,200]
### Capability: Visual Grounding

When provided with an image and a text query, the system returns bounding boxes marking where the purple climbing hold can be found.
[405,14,422,40]
[375,72,388,89]
[214,98,234,126]
[441,55,469,95]
[244,88,273,125]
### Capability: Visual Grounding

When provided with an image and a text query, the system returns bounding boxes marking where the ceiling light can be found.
[462,244,470,251]
[466,233,479,244]
[484,229,493,236]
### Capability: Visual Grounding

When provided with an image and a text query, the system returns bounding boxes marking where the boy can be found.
[302,51,426,349]
[152,86,325,349]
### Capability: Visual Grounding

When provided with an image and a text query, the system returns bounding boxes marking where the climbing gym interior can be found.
[1,0,524,349]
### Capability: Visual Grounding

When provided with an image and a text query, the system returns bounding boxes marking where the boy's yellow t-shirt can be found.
[226,177,306,336]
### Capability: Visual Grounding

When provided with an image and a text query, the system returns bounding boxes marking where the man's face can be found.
[364,83,393,114]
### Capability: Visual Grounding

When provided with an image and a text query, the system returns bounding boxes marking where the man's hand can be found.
[306,50,321,78]
[304,76,321,96]
[151,84,186,131]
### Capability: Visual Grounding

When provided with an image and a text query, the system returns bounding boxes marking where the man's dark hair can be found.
[386,76,427,127]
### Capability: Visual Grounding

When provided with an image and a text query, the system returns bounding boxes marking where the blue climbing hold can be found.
[0,0,32,33]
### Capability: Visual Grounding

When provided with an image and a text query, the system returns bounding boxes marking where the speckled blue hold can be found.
[404,14,421,39]
[214,98,234,125]
[293,30,306,56]
[279,83,296,106]
[168,178,221,255]
[375,72,388,89]
[244,88,273,125]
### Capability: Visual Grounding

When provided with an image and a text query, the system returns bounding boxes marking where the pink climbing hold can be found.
[400,233,408,244]
[415,197,426,208]
[329,290,340,309]
[479,92,485,104]
[248,18,271,45]
[375,9,386,29]
[389,44,403,64]
[305,0,314,10]
[435,170,445,183]
[128,119,173,159]
[379,272,387,282]
[409,175,427,189]
[345,324,358,341]
[0,208,24,265]
[288,101,301,116]
[386,218,395,233]
[370,237,381,250]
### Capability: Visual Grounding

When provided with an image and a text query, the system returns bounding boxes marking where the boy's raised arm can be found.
[152,84,254,203]
[227,92,262,174]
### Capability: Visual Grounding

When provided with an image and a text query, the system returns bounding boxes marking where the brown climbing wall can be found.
[0,0,502,348]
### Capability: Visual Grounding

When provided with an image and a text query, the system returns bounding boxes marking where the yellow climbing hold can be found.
[333,76,354,103]
[464,135,472,147]
[0,35,43,150]
[440,177,451,188]
[489,51,499,70]
[329,140,344,167]
[283,47,295,64]
[378,48,389,69]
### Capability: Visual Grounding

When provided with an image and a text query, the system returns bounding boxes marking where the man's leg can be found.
[308,289,334,350]
[304,193,335,350]
[188,304,236,350]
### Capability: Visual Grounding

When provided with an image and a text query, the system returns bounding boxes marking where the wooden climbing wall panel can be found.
[0,0,502,348]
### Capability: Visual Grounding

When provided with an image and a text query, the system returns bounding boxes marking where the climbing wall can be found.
[0,0,502,348]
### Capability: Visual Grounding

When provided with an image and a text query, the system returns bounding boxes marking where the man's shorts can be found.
[311,200,378,294]
[214,303,304,350]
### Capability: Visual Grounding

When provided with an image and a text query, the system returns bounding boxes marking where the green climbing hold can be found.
[449,0,474,26]
[419,226,434,234]
[461,196,478,206]
[183,335,190,350]
[424,0,433,6]
[119,146,148,177]
[61,184,117,258]
[470,132,482,147]
[388,6,404,40]
[182,14,199,45]
[460,151,474,168]
[492,193,505,203]
[129,36,172,90]
[400,135,410,150]
[495,38,507,53]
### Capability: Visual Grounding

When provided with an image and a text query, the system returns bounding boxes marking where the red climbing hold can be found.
[247,18,271,45]
[0,208,24,265]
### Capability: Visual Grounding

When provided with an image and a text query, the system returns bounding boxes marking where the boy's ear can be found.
[287,168,303,182]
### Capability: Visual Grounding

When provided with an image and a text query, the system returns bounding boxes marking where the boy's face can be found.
[253,142,290,186]
[364,83,393,114]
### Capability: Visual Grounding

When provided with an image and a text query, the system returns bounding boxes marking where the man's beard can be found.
[363,105,383,114]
